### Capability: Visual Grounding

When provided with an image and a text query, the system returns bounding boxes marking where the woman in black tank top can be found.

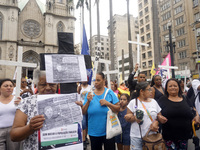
[150,75,164,101]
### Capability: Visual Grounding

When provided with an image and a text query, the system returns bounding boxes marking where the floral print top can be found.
[17,95,38,150]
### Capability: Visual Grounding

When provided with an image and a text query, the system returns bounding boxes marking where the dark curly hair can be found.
[164,78,182,97]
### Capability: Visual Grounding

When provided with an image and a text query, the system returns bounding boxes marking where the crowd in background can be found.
[0,64,200,150]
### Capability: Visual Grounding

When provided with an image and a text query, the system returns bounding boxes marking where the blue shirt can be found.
[83,88,119,137]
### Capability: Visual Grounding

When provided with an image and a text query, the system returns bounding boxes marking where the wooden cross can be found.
[0,46,37,99]
[158,58,178,79]
[128,34,149,64]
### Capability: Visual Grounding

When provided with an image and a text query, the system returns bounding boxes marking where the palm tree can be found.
[109,0,115,80]
[127,0,133,73]
[76,0,89,47]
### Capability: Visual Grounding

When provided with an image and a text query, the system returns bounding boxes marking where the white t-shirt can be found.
[192,79,200,113]
[127,98,161,138]
[0,96,17,128]
[79,85,91,103]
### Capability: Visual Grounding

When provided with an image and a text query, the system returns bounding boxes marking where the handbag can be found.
[105,89,122,139]
[136,98,166,150]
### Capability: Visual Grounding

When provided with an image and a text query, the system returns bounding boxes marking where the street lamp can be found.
[165,20,176,78]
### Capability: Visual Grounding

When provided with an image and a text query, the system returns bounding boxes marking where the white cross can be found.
[158,58,178,79]
[128,34,149,64]
[0,46,37,99]
[91,57,119,89]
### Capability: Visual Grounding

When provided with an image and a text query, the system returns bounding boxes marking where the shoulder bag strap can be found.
[104,89,109,100]
[136,98,143,139]
[139,99,153,122]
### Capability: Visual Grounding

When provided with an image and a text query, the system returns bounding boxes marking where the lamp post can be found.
[167,21,175,78]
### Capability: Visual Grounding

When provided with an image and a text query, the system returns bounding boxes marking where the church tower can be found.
[0,0,19,78]
[44,0,75,53]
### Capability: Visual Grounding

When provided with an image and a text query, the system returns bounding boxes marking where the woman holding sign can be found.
[0,79,21,150]
[82,72,120,150]
[10,68,57,150]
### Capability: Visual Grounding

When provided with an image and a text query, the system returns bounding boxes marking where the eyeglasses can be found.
[145,88,152,92]
[21,81,27,83]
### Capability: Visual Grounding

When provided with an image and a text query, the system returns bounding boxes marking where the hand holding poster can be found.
[37,94,83,150]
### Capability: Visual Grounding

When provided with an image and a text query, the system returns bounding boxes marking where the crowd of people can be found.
[0,64,200,150]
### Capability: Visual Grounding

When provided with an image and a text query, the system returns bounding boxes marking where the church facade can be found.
[0,0,75,79]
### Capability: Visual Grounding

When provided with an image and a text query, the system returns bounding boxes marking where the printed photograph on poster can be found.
[45,54,87,83]
[37,94,83,150]
[37,94,82,130]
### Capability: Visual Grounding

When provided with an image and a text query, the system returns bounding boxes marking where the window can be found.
[0,13,2,40]
[161,2,170,11]
[174,0,181,4]
[101,38,104,41]
[193,0,199,7]
[147,42,151,48]
[178,51,187,59]
[142,53,146,59]
[142,46,145,51]
[145,7,149,13]
[140,28,144,33]
[145,15,149,23]
[174,5,183,15]
[142,62,147,68]
[148,60,152,67]
[194,13,200,21]
[139,3,142,9]
[180,62,187,70]
[178,39,186,47]
[107,48,109,51]
[144,0,148,5]
[146,24,150,30]
[139,11,143,17]
[57,21,64,32]
[58,0,62,3]
[146,33,150,40]
[175,16,184,25]
[101,47,104,50]
[141,36,145,42]
[163,24,168,31]
[177,27,185,36]
[162,11,171,21]
[101,42,104,45]
[148,51,152,57]
[140,19,143,25]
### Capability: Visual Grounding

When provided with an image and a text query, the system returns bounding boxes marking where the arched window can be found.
[0,13,3,40]
[58,0,63,3]
[57,21,64,32]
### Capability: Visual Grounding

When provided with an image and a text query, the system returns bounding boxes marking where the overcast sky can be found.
[41,0,138,44]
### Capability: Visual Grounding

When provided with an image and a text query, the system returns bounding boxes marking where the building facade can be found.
[107,14,139,80]
[89,35,110,71]
[158,0,196,78]
[138,0,161,79]
[0,0,75,79]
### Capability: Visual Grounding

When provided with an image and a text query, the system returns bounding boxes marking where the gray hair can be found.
[33,66,46,86]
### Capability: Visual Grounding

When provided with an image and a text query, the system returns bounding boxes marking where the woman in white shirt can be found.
[124,82,167,150]
[0,79,20,150]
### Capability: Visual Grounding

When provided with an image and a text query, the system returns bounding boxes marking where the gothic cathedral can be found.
[0,0,75,79]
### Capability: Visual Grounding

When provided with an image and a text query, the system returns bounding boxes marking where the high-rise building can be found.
[89,35,110,71]
[158,0,196,78]
[107,14,139,80]
[138,0,161,79]
[191,0,200,78]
